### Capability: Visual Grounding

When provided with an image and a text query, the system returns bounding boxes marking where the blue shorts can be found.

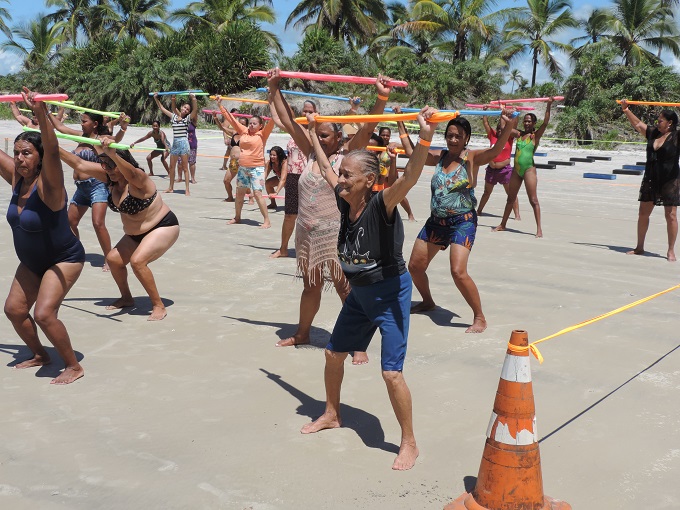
[327,272,412,371]
[170,138,190,156]
[236,166,265,191]
[417,211,477,250]
[70,178,109,207]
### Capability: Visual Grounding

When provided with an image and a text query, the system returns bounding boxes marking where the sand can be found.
[0,120,678,509]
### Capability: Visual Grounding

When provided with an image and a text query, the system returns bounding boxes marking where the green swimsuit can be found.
[514,135,536,178]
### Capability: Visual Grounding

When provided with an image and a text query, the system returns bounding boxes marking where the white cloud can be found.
[0,50,21,76]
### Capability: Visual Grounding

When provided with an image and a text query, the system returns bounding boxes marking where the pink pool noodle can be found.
[0,93,69,102]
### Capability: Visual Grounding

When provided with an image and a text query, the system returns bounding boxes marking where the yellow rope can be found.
[510,283,680,363]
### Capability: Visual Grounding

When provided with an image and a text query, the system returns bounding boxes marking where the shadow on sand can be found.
[260,368,399,454]
[1,343,85,379]
[224,316,329,348]
[572,242,666,259]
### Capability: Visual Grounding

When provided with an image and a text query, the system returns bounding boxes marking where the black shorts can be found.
[128,210,179,243]
[284,173,301,215]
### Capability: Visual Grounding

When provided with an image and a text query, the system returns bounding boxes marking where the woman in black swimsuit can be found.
[130,120,170,176]
[60,138,180,320]
[621,100,680,261]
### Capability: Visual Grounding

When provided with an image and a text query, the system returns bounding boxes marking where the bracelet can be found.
[418,138,432,147]
[377,94,389,101]
[399,133,409,139]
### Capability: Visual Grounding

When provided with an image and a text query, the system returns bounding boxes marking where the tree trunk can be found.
[531,48,538,87]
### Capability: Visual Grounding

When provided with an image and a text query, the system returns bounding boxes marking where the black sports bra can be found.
[231,135,240,147]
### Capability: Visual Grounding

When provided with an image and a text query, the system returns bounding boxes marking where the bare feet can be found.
[51,366,84,385]
[184,190,190,196]
[627,248,645,256]
[411,301,435,313]
[408,215,416,222]
[392,441,419,471]
[668,251,677,262]
[492,225,506,232]
[248,199,255,205]
[13,354,50,369]
[352,351,369,365]
[227,218,241,225]
[270,249,289,259]
[105,297,135,310]
[148,306,167,321]
[300,412,341,434]
[190,179,197,184]
[149,172,155,176]
[163,188,173,193]
[514,215,521,221]
[102,262,110,272]
[535,229,543,238]
[465,316,487,333]
[267,203,277,210]
[276,335,310,347]
[223,197,235,202]
[259,221,271,229]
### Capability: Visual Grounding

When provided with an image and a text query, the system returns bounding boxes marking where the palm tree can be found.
[570,8,610,59]
[2,14,66,69]
[103,0,172,43]
[508,68,523,92]
[286,0,389,49]
[0,0,12,39]
[391,0,517,62]
[45,0,94,45]
[504,0,578,86]
[603,0,680,66]
[170,0,281,51]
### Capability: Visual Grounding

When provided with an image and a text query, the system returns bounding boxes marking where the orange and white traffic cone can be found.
[445,330,571,510]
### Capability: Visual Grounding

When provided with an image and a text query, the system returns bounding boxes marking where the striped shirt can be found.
[171,114,189,139]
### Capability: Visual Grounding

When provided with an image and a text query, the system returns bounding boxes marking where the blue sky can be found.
[0,0,666,84]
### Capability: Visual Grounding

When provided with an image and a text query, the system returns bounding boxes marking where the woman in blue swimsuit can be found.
[1,89,85,385]
[60,139,180,321]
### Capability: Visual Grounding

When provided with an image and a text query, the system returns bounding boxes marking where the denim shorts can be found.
[170,138,190,156]
[236,166,265,191]
[327,272,412,371]
[70,178,109,207]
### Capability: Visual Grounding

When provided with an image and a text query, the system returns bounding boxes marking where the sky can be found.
[0,0,669,86]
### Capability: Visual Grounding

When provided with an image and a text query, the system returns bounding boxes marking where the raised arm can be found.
[23,88,66,210]
[0,147,13,184]
[348,75,391,151]
[469,112,519,168]
[113,113,130,143]
[154,94,173,119]
[267,68,313,155]
[189,93,198,124]
[307,113,338,189]
[482,113,494,138]
[215,98,248,136]
[59,147,108,181]
[55,106,65,122]
[46,107,82,136]
[265,88,287,131]
[621,99,647,136]
[533,98,553,145]
[396,105,440,166]
[9,102,31,126]
[100,137,153,191]
[383,107,439,212]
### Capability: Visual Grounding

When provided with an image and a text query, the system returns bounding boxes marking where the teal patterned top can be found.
[430,150,476,218]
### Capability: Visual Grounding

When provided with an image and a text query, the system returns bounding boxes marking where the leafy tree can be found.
[45,0,94,45]
[170,0,281,52]
[0,0,10,39]
[392,0,516,62]
[603,0,680,66]
[504,0,577,86]
[2,14,66,70]
[104,0,173,43]
[286,0,389,48]
[570,7,609,60]
[508,68,522,92]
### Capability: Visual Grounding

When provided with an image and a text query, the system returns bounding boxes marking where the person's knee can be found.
[450,263,468,282]
[382,370,404,386]
[325,349,347,364]
[129,255,147,274]
[33,305,56,329]
[665,209,677,221]
[528,196,540,208]
[105,249,123,267]
[92,216,107,231]
[4,298,28,323]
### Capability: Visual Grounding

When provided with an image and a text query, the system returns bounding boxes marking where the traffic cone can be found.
[444,330,571,510]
